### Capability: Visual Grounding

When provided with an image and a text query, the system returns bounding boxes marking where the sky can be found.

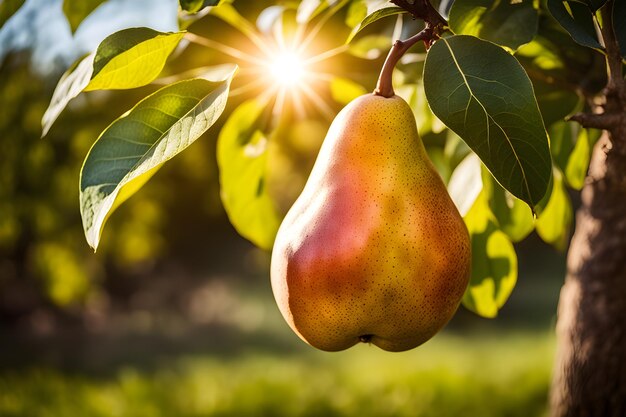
[0,0,179,77]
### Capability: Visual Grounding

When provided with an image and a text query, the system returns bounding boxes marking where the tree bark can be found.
[550,124,626,416]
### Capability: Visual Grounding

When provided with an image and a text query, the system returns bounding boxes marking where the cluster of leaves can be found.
[438,0,620,317]
[3,0,622,316]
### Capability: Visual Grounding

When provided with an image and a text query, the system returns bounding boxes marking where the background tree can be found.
[1,0,624,415]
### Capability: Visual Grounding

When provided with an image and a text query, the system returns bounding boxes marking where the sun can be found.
[186,4,351,119]
[267,50,308,88]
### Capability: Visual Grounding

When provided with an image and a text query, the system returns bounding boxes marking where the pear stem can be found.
[374,0,447,98]
[374,26,434,98]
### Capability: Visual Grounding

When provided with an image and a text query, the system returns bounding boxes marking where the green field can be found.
[0,331,554,417]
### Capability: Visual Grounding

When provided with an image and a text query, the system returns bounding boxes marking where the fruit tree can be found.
[6,0,625,415]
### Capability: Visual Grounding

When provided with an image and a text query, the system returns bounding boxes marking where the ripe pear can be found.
[270,93,471,352]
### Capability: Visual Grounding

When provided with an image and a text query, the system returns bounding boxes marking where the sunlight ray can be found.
[185,33,267,66]
[229,78,269,97]
[292,21,308,50]
[300,83,336,120]
[303,44,349,65]
[290,89,307,120]
[212,6,277,57]
[273,88,288,119]
[259,85,280,106]
[297,0,349,55]
[272,23,287,51]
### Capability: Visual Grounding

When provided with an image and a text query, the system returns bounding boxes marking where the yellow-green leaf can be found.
[0,0,25,29]
[462,192,518,318]
[329,77,367,105]
[483,169,534,242]
[536,169,572,251]
[217,99,281,250]
[80,66,236,250]
[345,0,404,43]
[564,128,590,190]
[86,28,185,91]
[42,28,185,137]
[63,0,106,33]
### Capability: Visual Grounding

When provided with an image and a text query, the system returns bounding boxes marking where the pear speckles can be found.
[270,94,471,352]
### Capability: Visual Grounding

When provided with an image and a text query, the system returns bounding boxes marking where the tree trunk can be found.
[550,125,626,416]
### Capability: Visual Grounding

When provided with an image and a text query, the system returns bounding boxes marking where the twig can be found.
[567,112,622,129]
[568,1,625,132]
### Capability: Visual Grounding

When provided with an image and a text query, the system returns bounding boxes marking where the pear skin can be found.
[271,94,471,352]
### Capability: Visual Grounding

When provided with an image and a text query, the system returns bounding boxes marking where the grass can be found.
[0,330,554,417]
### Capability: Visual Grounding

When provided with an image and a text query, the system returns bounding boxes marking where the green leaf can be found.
[515,36,568,73]
[462,192,518,318]
[614,0,626,59]
[80,66,236,250]
[42,28,185,137]
[547,0,602,50]
[217,99,281,250]
[444,130,472,170]
[514,27,585,123]
[329,77,367,105]
[345,1,404,43]
[178,0,231,30]
[548,121,576,171]
[564,128,591,190]
[180,0,226,13]
[548,122,599,187]
[483,169,534,242]
[535,169,572,251]
[423,35,552,210]
[449,154,534,243]
[426,148,452,183]
[0,0,25,29]
[515,22,606,97]
[449,0,538,50]
[63,0,106,33]
[532,77,580,125]
[395,82,446,136]
[180,0,204,13]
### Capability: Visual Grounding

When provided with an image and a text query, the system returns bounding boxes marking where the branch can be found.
[565,2,625,135]
[390,0,447,29]
[567,112,622,129]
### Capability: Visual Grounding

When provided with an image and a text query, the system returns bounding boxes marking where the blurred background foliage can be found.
[0,0,599,415]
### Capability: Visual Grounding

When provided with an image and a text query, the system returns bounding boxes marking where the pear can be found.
[270,93,471,352]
